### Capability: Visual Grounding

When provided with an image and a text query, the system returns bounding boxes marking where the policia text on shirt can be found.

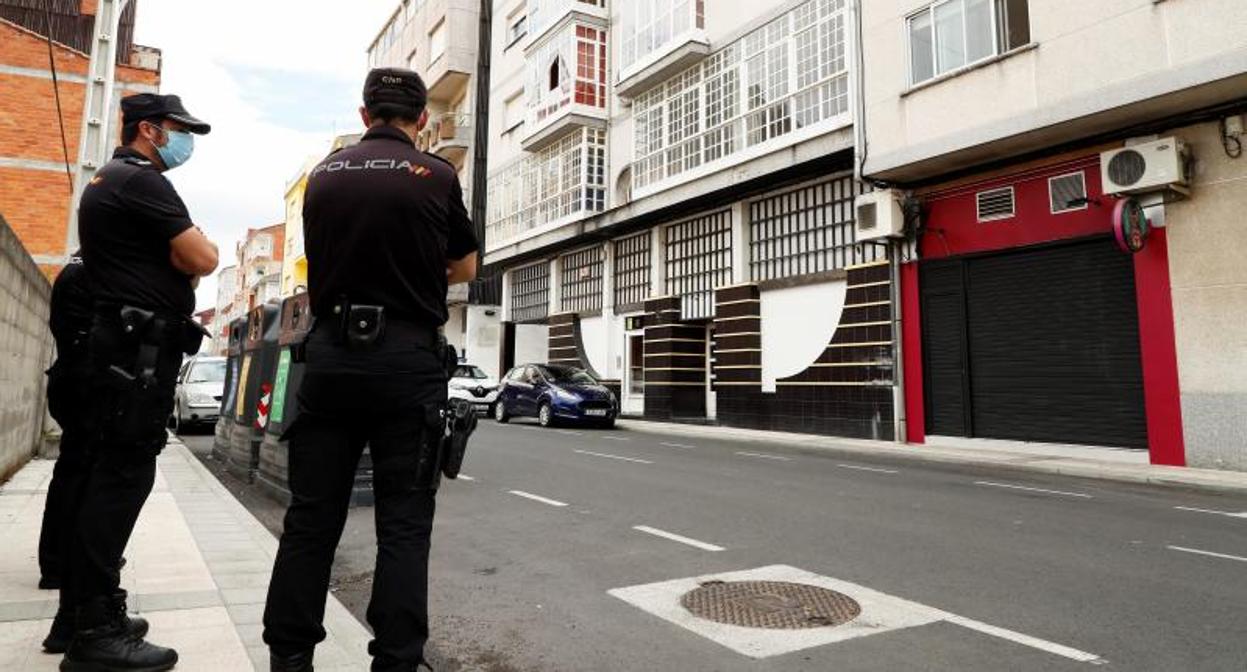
[262,67,480,672]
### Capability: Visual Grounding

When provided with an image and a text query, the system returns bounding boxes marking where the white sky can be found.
[132,0,401,311]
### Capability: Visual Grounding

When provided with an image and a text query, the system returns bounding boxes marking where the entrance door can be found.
[921,237,1147,448]
[623,335,645,416]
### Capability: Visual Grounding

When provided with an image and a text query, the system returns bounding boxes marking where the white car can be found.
[448,364,499,415]
[171,355,226,434]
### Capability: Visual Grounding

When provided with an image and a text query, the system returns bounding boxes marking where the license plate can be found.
[585,409,608,417]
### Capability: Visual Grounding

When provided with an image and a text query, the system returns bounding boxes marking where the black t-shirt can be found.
[49,255,93,355]
[78,147,196,316]
[303,125,479,327]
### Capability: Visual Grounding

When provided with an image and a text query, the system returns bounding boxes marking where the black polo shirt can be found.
[49,255,93,355]
[78,147,196,316]
[303,125,479,327]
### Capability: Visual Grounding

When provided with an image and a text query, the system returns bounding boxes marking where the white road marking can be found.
[601,435,631,442]
[736,451,791,462]
[574,449,654,465]
[507,490,569,507]
[837,464,899,474]
[1167,545,1247,563]
[609,565,1105,663]
[661,442,696,449]
[974,481,1092,499]
[939,614,1106,664]
[1174,506,1247,519]
[456,475,476,481]
[632,525,725,552]
[556,430,583,437]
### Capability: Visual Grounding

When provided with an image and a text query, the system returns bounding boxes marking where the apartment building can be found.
[482,0,901,438]
[859,0,1247,468]
[208,264,241,356]
[0,0,160,278]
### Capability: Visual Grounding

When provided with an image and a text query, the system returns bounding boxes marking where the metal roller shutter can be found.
[921,262,970,437]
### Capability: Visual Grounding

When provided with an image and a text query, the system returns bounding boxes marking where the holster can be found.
[331,296,387,349]
[439,397,477,480]
[90,305,184,454]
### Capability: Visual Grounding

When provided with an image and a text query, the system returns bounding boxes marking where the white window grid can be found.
[486,128,608,245]
[748,176,880,282]
[559,246,605,313]
[665,211,733,321]
[632,0,849,192]
[528,0,606,43]
[527,22,608,126]
[511,262,551,323]
[618,0,706,72]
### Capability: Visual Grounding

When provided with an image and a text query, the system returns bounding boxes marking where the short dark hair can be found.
[366,102,424,125]
[121,120,142,145]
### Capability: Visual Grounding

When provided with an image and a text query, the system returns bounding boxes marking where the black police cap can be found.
[363,68,428,114]
[121,94,211,135]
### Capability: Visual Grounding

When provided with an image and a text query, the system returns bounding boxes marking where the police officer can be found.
[263,68,479,672]
[65,93,219,671]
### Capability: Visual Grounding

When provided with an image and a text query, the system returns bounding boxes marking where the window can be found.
[560,246,604,313]
[1049,172,1087,214]
[510,262,551,323]
[908,0,1030,85]
[619,0,706,72]
[632,0,849,192]
[749,176,880,282]
[487,128,608,245]
[549,58,562,91]
[665,211,733,321]
[613,232,652,308]
[528,23,608,125]
[429,20,447,64]
[508,13,528,46]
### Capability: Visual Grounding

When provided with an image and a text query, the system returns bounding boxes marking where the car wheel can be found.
[601,418,616,430]
[494,401,510,423]
[537,402,554,428]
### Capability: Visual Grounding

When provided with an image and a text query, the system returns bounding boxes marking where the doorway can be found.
[623,333,645,416]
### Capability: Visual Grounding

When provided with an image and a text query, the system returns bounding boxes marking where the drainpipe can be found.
[470,0,493,279]
[890,239,907,444]
[849,0,867,185]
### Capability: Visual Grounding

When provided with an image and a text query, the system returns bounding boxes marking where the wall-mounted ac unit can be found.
[1101,138,1190,197]
[854,189,905,241]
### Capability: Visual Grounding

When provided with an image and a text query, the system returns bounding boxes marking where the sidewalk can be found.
[618,419,1247,496]
[0,441,372,671]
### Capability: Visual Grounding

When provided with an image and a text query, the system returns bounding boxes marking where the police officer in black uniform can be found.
[263,68,479,672]
[64,93,219,672]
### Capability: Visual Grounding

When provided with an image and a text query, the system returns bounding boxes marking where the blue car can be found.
[493,364,618,428]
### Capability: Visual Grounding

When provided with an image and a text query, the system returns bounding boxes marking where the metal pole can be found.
[65,0,131,257]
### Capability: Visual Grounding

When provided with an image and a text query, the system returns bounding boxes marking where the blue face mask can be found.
[155,128,194,170]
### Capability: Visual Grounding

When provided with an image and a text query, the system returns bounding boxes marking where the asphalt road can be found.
[184,421,1247,672]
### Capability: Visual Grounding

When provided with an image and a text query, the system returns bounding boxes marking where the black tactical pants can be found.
[39,355,91,586]
[61,312,180,613]
[264,326,446,672]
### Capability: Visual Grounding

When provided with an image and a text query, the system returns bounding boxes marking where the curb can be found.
[614,420,1247,497]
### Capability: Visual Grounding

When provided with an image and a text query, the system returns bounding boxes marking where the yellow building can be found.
[280,134,362,297]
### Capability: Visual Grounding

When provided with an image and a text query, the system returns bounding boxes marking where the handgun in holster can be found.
[437,342,477,480]
[112,306,163,388]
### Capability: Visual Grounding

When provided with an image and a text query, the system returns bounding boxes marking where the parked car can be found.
[494,364,617,428]
[171,355,226,434]
[448,364,500,415]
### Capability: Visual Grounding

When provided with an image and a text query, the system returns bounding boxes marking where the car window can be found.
[539,366,596,385]
[506,368,525,382]
[453,366,487,379]
[187,360,227,383]
[525,367,543,384]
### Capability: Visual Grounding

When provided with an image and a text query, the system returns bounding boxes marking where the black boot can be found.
[270,649,314,672]
[44,593,150,654]
[60,596,177,672]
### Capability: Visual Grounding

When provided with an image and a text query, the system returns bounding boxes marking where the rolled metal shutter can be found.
[920,261,970,437]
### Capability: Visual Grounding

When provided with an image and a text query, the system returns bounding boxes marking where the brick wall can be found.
[0,18,159,274]
[0,213,54,483]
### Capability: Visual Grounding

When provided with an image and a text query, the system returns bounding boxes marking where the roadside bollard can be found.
[257,293,312,503]
[212,318,247,464]
[227,301,281,483]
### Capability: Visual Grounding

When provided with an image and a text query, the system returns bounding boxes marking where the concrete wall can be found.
[861,0,1247,180]
[0,214,54,482]
[1165,120,1247,470]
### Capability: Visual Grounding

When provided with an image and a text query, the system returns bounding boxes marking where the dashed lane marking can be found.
[974,481,1092,499]
[661,442,696,449]
[1168,545,1247,563]
[837,464,899,474]
[735,451,791,462]
[1174,506,1247,519]
[632,525,725,552]
[456,475,476,481]
[574,449,654,465]
[507,490,569,507]
[601,435,631,442]
[556,430,583,437]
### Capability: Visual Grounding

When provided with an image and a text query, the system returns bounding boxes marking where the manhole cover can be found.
[680,580,861,630]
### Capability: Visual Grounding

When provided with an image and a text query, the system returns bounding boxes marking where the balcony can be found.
[521,22,609,152]
[418,112,472,166]
[524,0,607,50]
[616,1,709,98]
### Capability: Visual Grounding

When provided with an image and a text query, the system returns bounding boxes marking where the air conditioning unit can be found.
[1101,138,1190,197]
[854,189,905,241]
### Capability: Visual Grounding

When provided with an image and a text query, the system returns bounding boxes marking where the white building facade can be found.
[484,0,899,437]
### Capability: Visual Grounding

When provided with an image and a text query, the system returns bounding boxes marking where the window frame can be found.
[975,185,1016,222]
[906,0,1026,87]
[429,19,448,66]
[1048,171,1088,215]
